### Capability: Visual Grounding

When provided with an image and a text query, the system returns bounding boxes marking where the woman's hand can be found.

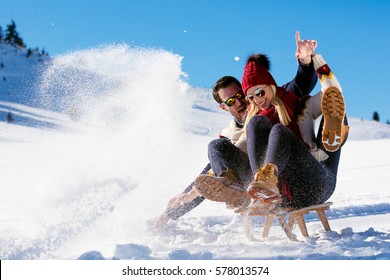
[295,31,317,64]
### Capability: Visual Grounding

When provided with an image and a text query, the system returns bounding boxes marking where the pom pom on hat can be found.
[242,53,277,95]
[247,53,271,71]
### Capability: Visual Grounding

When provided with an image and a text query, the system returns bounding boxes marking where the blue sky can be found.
[1,0,390,122]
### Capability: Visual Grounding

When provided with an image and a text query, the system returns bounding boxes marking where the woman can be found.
[239,51,349,211]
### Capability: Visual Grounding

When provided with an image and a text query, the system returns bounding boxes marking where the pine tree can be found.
[40,47,47,56]
[26,48,33,58]
[373,111,380,122]
[5,20,26,48]
[6,112,14,123]
[1,20,49,58]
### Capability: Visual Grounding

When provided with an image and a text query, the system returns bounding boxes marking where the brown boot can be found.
[247,163,280,200]
[194,169,250,208]
[321,86,349,152]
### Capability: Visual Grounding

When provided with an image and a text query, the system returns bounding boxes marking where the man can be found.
[150,31,317,228]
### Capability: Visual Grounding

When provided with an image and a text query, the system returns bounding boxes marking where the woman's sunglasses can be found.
[221,90,244,107]
[247,87,266,100]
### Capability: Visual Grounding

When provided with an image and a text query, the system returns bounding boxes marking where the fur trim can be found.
[246,53,271,71]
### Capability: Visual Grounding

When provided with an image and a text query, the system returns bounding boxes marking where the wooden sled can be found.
[241,202,333,241]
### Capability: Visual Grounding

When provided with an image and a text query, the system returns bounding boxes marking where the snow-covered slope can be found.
[0,42,50,126]
[0,43,389,260]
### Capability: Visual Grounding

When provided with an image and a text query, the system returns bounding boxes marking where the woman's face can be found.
[246,85,273,110]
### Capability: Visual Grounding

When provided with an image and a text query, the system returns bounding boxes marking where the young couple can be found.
[150,31,349,228]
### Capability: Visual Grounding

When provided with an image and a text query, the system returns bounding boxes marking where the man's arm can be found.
[149,163,209,229]
[164,163,210,220]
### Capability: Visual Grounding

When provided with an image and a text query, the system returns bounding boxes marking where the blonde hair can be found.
[243,85,291,134]
[270,85,291,126]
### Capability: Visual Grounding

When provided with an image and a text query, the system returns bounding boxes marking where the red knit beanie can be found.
[241,61,277,95]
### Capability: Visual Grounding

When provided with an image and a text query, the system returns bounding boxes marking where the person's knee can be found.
[271,123,284,133]
[248,115,270,127]
[208,138,230,153]
[247,115,272,136]
[269,123,291,141]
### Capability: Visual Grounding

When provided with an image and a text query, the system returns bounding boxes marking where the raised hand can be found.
[295,31,317,64]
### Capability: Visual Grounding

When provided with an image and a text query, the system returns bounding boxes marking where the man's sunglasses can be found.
[221,90,244,107]
[247,87,266,100]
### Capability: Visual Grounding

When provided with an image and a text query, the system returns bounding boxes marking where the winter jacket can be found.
[221,60,317,151]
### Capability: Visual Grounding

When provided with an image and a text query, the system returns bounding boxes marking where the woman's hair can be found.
[243,85,291,133]
[270,85,292,126]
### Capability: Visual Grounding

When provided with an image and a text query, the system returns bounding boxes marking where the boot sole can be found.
[194,175,249,208]
[321,86,346,152]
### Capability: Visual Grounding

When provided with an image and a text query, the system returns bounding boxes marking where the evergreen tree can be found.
[40,47,47,56]
[373,111,380,122]
[26,48,33,58]
[6,112,14,123]
[1,20,49,58]
[5,20,25,48]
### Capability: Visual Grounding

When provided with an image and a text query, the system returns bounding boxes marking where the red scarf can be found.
[256,87,303,141]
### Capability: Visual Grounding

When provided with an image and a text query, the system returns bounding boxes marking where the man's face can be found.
[217,83,248,123]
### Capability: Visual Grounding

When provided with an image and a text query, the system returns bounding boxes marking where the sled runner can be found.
[241,202,333,241]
